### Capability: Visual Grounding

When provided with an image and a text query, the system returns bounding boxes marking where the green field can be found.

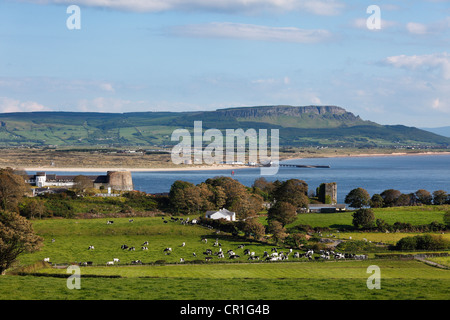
[2,214,449,300]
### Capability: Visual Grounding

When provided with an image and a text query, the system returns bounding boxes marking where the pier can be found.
[279,164,330,168]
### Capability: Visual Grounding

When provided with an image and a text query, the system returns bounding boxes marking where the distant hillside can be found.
[0,105,449,148]
[421,126,450,138]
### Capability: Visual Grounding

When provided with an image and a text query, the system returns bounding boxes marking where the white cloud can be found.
[352,18,398,30]
[406,22,428,35]
[167,22,332,43]
[76,97,147,113]
[382,52,450,79]
[0,97,51,113]
[25,0,344,15]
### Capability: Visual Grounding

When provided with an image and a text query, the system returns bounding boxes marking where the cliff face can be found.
[216,106,354,119]
[107,171,134,191]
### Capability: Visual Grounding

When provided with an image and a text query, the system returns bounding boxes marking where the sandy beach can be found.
[22,165,250,172]
[21,151,450,172]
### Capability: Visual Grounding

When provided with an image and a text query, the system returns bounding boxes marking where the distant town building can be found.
[26,171,134,191]
[205,208,236,221]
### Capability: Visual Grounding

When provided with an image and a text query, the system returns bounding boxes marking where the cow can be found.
[88,245,95,250]
[129,247,136,251]
[142,241,149,246]
[179,258,185,263]
[129,219,134,223]
[181,242,185,247]
[43,258,50,262]
[205,257,213,262]
[121,244,129,250]
[113,258,120,263]
[106,261,114,266]
[107,221,114,224]
[142,246,148,250]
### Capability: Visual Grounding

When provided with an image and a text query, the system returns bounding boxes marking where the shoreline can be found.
[20,151,450,172]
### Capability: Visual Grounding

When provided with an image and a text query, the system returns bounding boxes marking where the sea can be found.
[28,154,450,204]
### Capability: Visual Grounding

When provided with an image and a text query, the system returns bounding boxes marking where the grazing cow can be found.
[201,238,208,243]
[88,245,95,250]
[113,258,120,262]
[43,258,50,262]
[180,258,185,263]
[181,242,185,247]
[131,260,142,265]
[238,245,245,249]
[203,249,213,255]
[107,220,114,224]
[217,252,225,258]
[229,254,240,259]
[142,241,149,246]
[129,219,134,223]
[129,247,136,251]
[142,246,148,250]
[121,244,129,250]
[164,220,168,224]
[205,257,212,262]
[193,252,197,257]
[163,247,172,254]
[243,249,250,255]
[106,261,114,266]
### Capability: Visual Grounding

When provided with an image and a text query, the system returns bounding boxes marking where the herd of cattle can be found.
[43,217,367,266]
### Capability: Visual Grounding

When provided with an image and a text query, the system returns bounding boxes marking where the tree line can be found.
[345,187,449,209]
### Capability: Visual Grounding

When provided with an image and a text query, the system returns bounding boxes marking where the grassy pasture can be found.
[3,213,449,300]
[2,259,449,300]
[16,216,285,266]
[281,205,449,230]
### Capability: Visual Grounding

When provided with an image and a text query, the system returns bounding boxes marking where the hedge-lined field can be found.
[4,212,449,300]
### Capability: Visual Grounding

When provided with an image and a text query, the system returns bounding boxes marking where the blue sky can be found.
[0,0,450,127]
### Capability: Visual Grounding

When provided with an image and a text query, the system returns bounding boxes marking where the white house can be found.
[205,208,236,221]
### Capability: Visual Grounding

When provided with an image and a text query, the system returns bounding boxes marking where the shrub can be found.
[395,234,450,251]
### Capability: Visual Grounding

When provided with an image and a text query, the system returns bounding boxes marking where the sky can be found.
[0,0,450,127]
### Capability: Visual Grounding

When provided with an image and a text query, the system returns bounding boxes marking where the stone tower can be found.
[318,182,337,204]
[107,171,134,191]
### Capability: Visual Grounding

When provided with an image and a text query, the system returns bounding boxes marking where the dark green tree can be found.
[345,188,370,208]
[352,208,375,229]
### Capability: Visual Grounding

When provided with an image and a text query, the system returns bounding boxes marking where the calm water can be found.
[30,154,450,204]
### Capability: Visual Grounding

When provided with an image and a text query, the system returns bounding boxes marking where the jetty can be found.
[279,164,330,168]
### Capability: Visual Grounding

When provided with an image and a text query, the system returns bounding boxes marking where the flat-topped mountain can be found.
[0,105,448,147]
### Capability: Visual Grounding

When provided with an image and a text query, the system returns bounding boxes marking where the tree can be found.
[352,208,375,229]
[241,218,265,240]
[73,175,94,193]
[370,194,384,208]
[444,211,450,229]
[0,210,43,275]
[396,193,413,207]
[267,201,297,226]
[433,190,448,205]
[273,179,309,212]
[0,168,29,212]
[345,188,370,208]
[268,220,288,244]
[19,198,46,219]
[380,189,402,207]
[415,189,432,205]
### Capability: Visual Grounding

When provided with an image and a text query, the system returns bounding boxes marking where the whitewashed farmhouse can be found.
[205,208,236,221]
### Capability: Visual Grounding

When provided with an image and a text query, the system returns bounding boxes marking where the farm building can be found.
[308,204,346,213]
[205,208,236,221]
[26,171,134,191]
